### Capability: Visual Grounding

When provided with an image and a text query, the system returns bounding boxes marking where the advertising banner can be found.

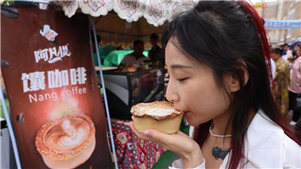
[264,20,301,29]
[1,7,113,169]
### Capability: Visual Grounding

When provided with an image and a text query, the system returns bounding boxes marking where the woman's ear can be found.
[223,65,249,92]
[223,73,241,92]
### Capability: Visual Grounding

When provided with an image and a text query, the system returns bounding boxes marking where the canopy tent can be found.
[91,11,167,48]
[56,0,189,25]
[55,1,301,48]
[53,0,196,48]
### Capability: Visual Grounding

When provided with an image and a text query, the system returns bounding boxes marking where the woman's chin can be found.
[185,113,209,127]
[184,113,196,126]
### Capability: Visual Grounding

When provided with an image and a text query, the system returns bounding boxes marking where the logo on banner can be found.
[34,24,71,64]
[40,24,58,44]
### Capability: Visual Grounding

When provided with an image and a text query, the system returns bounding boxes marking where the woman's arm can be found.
[129,121,204,168]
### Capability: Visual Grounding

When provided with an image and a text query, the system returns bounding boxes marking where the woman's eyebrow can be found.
[170,64,193,69]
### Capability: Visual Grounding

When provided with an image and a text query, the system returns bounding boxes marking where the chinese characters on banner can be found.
[22,67,87,103]
[34,44,71,63]
[1,7,113,168]
[264,20,301,29]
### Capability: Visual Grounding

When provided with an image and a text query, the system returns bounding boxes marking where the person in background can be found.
[148,33,164,67]
[281,43,293,61]
[271,47,290,121]
[118,40,149,68]
[290,43,301,126]
[130,1,301,168]
[294,43,301,58]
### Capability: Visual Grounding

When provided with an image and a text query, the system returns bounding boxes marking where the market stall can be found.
[56,1,187,168]
[1,1,191,168]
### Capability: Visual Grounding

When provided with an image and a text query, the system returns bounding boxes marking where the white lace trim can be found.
[53,0,198,27]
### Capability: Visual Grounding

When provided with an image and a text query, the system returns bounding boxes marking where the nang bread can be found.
[131,101,184,134]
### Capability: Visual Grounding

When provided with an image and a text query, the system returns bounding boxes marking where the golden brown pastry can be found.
[131,101,184,134]
[35,114,96,168]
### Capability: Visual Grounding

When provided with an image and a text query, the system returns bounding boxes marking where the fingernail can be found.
[138,130,151,136]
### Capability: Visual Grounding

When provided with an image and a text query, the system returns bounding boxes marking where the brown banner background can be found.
[1,7,113,169]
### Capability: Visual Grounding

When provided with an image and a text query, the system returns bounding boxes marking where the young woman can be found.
[130,1,301,168]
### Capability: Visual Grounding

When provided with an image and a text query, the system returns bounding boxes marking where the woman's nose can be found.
[165,82,179,103]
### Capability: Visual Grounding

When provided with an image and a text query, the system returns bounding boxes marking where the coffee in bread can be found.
[131,101,184,134]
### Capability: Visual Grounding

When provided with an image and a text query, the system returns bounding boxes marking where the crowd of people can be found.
[271,43,301,127]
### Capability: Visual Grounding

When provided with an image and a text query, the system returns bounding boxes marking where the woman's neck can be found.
[211,108,256,135]
[211,111,232,135]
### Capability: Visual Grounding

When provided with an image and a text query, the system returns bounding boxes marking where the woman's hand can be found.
[129,120,204,168]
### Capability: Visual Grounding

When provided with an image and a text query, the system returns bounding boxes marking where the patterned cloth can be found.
[273,58,290,117]
[110,118,166,169]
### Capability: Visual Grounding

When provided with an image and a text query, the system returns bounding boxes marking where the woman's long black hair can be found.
[162,1,300,168]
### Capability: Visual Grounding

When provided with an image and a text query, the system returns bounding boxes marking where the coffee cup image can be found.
[35,114,96,168]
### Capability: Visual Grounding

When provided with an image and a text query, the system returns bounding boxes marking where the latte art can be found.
[36,114,96,168]
[57,128,86,148]
[62,120,76,137]
[44,118,90,152]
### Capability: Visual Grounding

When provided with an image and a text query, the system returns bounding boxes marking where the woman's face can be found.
[165,40,231,126]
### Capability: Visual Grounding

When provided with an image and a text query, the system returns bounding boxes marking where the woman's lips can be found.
[174,108,189,116]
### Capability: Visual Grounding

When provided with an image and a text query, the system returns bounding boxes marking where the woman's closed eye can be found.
[177,77,189,82]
